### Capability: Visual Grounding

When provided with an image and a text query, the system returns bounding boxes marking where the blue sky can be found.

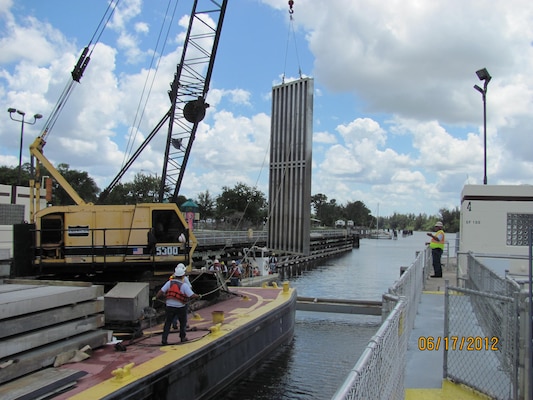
[1,0,533,218]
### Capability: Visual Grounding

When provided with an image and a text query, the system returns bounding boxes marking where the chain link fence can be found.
[464,251,521,297]
[332,247,429,400]
[332,247,527,400]
[333,299,407,400]
[444,285,519,399]
[444,252,523,399]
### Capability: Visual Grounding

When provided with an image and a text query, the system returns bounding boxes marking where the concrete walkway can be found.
[404,262,490,400]
[404,291,446,389]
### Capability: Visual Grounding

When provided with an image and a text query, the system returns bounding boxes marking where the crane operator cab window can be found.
[40,214,64,258]
[151,210,188,244]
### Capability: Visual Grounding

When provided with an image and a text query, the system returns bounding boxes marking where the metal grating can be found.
[268,78,313,255]
[0,204,25,225]
[506,213,533,246]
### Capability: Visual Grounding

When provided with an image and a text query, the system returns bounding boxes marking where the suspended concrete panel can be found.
[268,78,313,255]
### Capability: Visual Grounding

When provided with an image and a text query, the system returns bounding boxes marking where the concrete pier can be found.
[296,296,382,315]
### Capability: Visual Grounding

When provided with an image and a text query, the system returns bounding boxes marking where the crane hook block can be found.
[183,98,209,123]
[288,0,294,14]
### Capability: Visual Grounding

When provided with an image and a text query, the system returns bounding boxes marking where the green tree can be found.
[196,190,216,220]
[413,213,427,231]
[439,207,460,233]
[100,173,181,205]
[52,163,100,205]
[311,193,328,217]
[344,200,371,226]
[320,199,343,226]
[0,163,32,186]
[311,194,343,226]
[127,173,160,203]
[388,212,415,230]
[216,182,267,227]
[101,182,131,205]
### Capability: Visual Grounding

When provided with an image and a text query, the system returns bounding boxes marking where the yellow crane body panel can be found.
[33,203,197,273]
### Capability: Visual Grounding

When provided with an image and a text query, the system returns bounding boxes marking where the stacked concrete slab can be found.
[0,280,112,386]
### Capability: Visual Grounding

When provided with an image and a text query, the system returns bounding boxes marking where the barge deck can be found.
[0,283,296,400]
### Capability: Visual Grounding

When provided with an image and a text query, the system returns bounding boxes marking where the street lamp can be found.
[473,68,491,185]
[7,108,43,186]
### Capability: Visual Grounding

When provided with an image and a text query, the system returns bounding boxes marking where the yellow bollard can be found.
[111,362,135,381]
[209,323,222,336]
[192,312,202,320]
[211,310,224,324]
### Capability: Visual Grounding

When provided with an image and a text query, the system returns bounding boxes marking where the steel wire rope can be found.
[219,144,270,254]
[212,123,274,275]
[221,5,302,256]
[142,277,254,345]
[120,0,181,171]
[88,0,120,49]
[206,4,307,274]
[264,3,306,262]
[39,0,120,140]
[234,7,304,270]
[144,272,245,341]
[152,275,226,299]
[160,270,231,297]
[281,6,303,84]
[236,138,296,276]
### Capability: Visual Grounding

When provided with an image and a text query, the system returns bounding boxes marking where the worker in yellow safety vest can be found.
[426,221,445,278]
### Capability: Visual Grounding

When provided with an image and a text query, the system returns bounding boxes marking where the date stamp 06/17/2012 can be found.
[417,336,499,351]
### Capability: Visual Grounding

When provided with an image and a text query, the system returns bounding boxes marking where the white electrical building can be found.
[459,184,533,276]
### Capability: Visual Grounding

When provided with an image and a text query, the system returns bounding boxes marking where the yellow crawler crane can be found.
[29,136,197,275]
[21,0,228,278]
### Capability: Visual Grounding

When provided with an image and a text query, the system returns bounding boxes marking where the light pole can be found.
[473,68,491,185]
[7,108,43,186]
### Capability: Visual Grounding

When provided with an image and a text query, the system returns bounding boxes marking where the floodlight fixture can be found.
[473,68,491,185]
[476,68,491,83]
[7,107,43,186]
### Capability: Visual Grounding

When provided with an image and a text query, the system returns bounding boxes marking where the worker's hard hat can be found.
[231,260,236,264]
[175,263,186,276]
[214,259,220,264]
[435,221,443,228]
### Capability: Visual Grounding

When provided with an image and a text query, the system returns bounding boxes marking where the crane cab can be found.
[33,203,197,275]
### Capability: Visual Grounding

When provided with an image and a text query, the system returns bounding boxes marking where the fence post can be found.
[443,282,449,379]
[518,288,530,400]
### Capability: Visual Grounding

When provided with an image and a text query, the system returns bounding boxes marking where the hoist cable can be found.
[282,4,302,83]
[121,0,179,171]
[226,142,270,244]
[88,0,120,49]
[290,16,303,78]
[38,0,120,141]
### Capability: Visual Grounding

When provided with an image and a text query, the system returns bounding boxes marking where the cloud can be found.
[2,0,533,218]
[313,131,336,144]
[0,16,73,65]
